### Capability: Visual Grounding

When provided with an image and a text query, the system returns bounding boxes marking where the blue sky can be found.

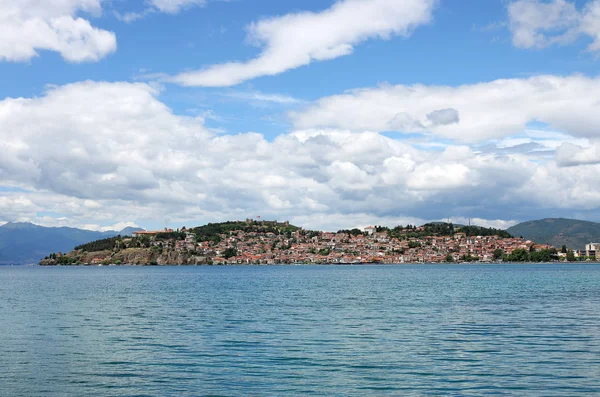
[1,0,600,231]
[3,0,598,138]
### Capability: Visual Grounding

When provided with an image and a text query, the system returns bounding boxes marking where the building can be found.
[363,226,375,235]
[586,243,600,259]
[132,228,174,237]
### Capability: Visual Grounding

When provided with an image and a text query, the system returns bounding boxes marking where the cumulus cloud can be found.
[427,108,460,126]
[290,75,600,142]
[85,221,140,232]
[0,0,116,62]
[170,0,436,87]
[581,0,600,51]
[0,195,38,221]
[508,0,600,51]
[2,81,600,231]
[508,0,579,48]
[556,141,600,166]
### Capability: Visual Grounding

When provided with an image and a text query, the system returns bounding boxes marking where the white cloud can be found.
[508,0,600,51]
[508,0,579,48]
[556,141,600,166]
[0,0,116,62]
[290,74,600,142]
[88,221,140,232]
[407,163,472,190]
[114,9,153,23]
[220,91,305,105]
[493,128,589,154]
[450,217,520,230]
[170,0,436,87]
[0,195,38,220]
[115,0,207,22]
[518,161,600,210]
[149,0,207,14]
[581,0,600,51]
[2,81,600,231]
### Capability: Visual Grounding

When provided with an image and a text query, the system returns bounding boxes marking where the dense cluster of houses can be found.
[138,224,560,265]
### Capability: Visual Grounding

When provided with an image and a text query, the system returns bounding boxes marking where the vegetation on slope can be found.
[459,226,512,238]
[0,222,141,265]
[75,237,121,252]
[191,220,300,243]
[507,218,600,250]
[348,223,513,239]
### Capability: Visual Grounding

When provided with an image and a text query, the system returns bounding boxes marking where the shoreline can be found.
[37,261,600,267]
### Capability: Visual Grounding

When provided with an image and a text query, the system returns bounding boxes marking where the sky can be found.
[1,0,600,232]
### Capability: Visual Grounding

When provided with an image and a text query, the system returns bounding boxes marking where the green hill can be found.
[507,218,600,250]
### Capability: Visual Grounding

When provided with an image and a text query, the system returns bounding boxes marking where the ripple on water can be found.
[1,264,600,396]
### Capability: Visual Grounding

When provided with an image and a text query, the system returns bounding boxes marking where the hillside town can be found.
[41,219,591,266]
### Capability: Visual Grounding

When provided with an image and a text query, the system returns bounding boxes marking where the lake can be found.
[1,264,600,396]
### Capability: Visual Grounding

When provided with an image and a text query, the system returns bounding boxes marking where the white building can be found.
[585,243,600,258]
[363,226,375,235]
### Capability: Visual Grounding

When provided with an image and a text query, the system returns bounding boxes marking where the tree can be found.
[460,226,512,238]
[530,249,552,262]
[508,248,530,262]
[338,228,362,236]
[561,245,568,254]
[75,237,120,252]
[445,253,454,263]
[222,247,237,259]
[567,250,576,262]
[493,249,504,260]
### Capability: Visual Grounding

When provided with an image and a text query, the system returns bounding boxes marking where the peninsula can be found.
[39,220,585,266]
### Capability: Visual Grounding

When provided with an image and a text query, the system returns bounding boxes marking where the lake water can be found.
[1,264,600,396]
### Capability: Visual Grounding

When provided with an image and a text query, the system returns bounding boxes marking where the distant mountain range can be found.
[0,223,143,265]
[507,218,600,250]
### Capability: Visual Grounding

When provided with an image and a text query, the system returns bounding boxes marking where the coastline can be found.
[38,260,597,267]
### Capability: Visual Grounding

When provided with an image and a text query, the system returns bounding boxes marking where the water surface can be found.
[1,264,600,396]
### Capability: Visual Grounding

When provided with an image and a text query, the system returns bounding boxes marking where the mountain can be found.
[507,218,600,250]
[0,222,143,265]
[119,227,143,236]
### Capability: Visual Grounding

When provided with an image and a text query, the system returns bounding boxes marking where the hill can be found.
[0,223,142,265]
[190,220,300,242]
[40,220,528,266]
[507,218,600,250]
[374,222,512,239]
[41,220,305,266]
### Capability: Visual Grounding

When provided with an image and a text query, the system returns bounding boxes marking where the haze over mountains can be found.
[0,223,142,265]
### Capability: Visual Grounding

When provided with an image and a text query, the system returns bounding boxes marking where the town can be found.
[42,219,593,266]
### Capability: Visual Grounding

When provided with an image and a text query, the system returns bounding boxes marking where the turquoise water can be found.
[1,264,600,396]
